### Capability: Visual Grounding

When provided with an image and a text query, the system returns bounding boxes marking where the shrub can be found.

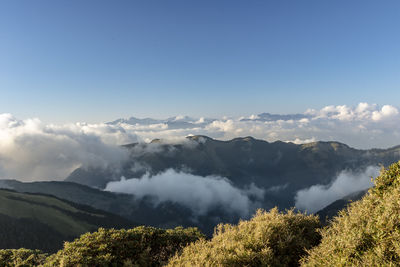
[168,208,321,267]
[301,161,400,266]
[44,226,204,267]
[0,248,47,267]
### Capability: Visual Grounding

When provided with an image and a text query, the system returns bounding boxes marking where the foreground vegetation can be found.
[0,226,204,267]
[2,161,400,266]
[0,210,320,267]
[0,249,47,267]
[45,226,204,266]
[301,162,400,266]
[168,208,321,266]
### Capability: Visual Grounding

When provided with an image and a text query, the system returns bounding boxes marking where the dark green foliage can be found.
[44,226,204,266]
[0,249,47,267]
[0,214,67,252]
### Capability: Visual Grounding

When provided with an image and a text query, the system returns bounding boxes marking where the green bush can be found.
[44,226,204,267]
[301,161,400,266]
[0,248,47,267]
[168,208,321,267]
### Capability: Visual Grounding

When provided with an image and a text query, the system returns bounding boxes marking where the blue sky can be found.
[0,0,399,123]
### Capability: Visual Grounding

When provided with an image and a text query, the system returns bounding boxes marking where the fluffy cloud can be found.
[0,114,136,181]
[372,105,399,121]
[105,169,265,217]
[294,166,380,213]
[304,103,399,122]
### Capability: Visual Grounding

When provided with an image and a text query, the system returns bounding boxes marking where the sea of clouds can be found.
[0,102,399,184]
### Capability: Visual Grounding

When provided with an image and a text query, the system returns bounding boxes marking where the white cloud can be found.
[194,117,205,124]
[305,103,399,122]
[248,114,259,120]
[372,105,399,121]
[0,114,136,181]
[285,137,317,145]
[105,169,265,217]
[294,166,380,213]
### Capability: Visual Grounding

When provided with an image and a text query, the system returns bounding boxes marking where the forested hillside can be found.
[0,189,135,252]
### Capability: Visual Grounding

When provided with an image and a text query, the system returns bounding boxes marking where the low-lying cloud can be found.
[294,166,380,213]
[105,169,265,217]
[0,113,137,181]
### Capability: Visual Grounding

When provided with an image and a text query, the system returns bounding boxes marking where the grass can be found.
[168,208,321,267]
[301,161,400,266]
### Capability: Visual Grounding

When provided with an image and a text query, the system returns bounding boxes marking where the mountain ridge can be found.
[66,135,400,190]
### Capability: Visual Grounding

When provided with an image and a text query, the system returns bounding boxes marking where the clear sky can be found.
[0,0,399,123]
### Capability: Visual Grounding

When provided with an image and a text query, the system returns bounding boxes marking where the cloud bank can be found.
[1,102,399,181]
[294,165,380,213]
[0,113,137,181]
[105,169,265,217]
[109,103,400,149]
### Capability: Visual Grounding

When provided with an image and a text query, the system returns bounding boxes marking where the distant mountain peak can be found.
[301,141,351,151]
[150,138,162,144]
[107,117,162,125]
[241,113,310,122]
[186,135,212,141]
[230,136,256,142]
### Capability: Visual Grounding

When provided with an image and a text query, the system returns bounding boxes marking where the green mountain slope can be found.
[0,189,136,252]
[0,180,218,235]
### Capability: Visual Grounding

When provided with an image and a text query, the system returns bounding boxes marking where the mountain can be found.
[107,117,163,125]
[66,135,400,209]
[107,116,216,129]
[241,112,310,122]
[316,189,367,224]
[63,136,400,233]
[0,189,136,252]
[3,136,400,238]
[108,113,311,126]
